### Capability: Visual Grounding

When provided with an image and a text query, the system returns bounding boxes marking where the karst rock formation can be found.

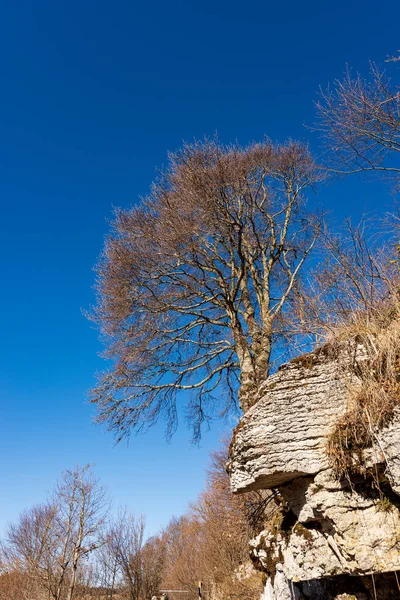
[228,343,400,600]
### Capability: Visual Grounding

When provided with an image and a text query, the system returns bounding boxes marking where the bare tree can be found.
[57,466,108,600]
[315,62,400,182]
[295,217,399,342]
[107,511,146,600]
[4,502,62,600]
[140,535,166,600]
[91,138,322,440]
[161,516,202,600]
[3,466,108,600]
[96,528,121,599]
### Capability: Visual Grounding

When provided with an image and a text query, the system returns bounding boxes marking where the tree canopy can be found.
[91,138,322,440]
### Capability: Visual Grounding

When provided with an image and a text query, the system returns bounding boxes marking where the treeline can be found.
[0,445,267,600]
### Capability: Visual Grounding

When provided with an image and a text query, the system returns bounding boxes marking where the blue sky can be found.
[1,0,399,537]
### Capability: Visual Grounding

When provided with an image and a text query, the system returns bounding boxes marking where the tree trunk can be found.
[253,329,272,383]
[238,372,258,412]
[234,333,257,412]
[66,549,79,600]
[238,331,272,411]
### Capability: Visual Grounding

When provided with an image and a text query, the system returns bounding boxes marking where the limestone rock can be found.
[363,405,400,494]
[228,344,366,494]
[280,470,400,580]
[259,570,300,600]
[228,342,400,599]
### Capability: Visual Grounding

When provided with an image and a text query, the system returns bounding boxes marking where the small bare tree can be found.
[96,528,121,599]
[315,62,400,182]
[4,502,61,600]
[295,216,400,344]
[91,138,322,440]
[57,466,108,600]
[106,511,146,600]
[3,466,108,600]
[140,535,166,600]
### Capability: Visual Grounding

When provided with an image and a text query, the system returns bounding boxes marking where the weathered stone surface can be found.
[248,461,400,596]
[279,470,400,580]
[229,344,365,494]
[364,405,400,494]
[228,342,400,599]
[259,569,300,600]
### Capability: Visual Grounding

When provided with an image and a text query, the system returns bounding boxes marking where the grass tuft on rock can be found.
[326,310,400,480]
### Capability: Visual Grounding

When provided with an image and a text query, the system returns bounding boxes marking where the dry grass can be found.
[218,567,265,600]
[326,308,400,479]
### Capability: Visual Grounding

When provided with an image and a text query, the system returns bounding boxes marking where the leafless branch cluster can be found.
[2,466,108,600]
[315,63,400,182]
[91,138,322,440]
[98,511,164,600]
[0,451,266,600]
[297,217,399,342]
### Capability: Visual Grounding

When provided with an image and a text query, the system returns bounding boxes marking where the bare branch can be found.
[315,63,400,185]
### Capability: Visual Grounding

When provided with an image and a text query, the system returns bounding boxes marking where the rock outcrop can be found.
[228,343,400,600]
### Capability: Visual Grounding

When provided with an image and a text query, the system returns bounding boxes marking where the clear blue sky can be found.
[1,0,399,537]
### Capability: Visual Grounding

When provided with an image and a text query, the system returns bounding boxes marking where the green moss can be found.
[376,496,394,513]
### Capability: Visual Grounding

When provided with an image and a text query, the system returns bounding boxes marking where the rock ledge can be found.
[228,343,400,599]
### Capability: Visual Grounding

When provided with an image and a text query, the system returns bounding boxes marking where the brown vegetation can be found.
[326,315,400,480]
[0,446,268,600]
[0,569,40,600]
[160,442,267,600]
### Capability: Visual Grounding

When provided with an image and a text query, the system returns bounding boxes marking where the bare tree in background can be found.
[58,466,108,600]
[294,216,400,344]
[3,465,108,600]
[140,534,166,600]
[310,54,400,339]
[315,62,400,182]
[4,502,60,599]
[101,511,165,600]
[161,515,202,600]
[161,442,268,600]
[96,527,121,599]
[91,138,322,440]
[107,511,146,600]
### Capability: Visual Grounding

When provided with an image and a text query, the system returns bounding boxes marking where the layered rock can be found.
[229,343,367,493]
[228,343,400,600]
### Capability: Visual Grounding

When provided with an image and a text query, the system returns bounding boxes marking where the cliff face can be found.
[228,343,400,600]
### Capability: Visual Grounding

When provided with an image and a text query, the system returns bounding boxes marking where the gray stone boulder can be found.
[229,343,366,493]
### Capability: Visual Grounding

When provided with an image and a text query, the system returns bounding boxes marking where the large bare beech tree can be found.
[91,138,322,439]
